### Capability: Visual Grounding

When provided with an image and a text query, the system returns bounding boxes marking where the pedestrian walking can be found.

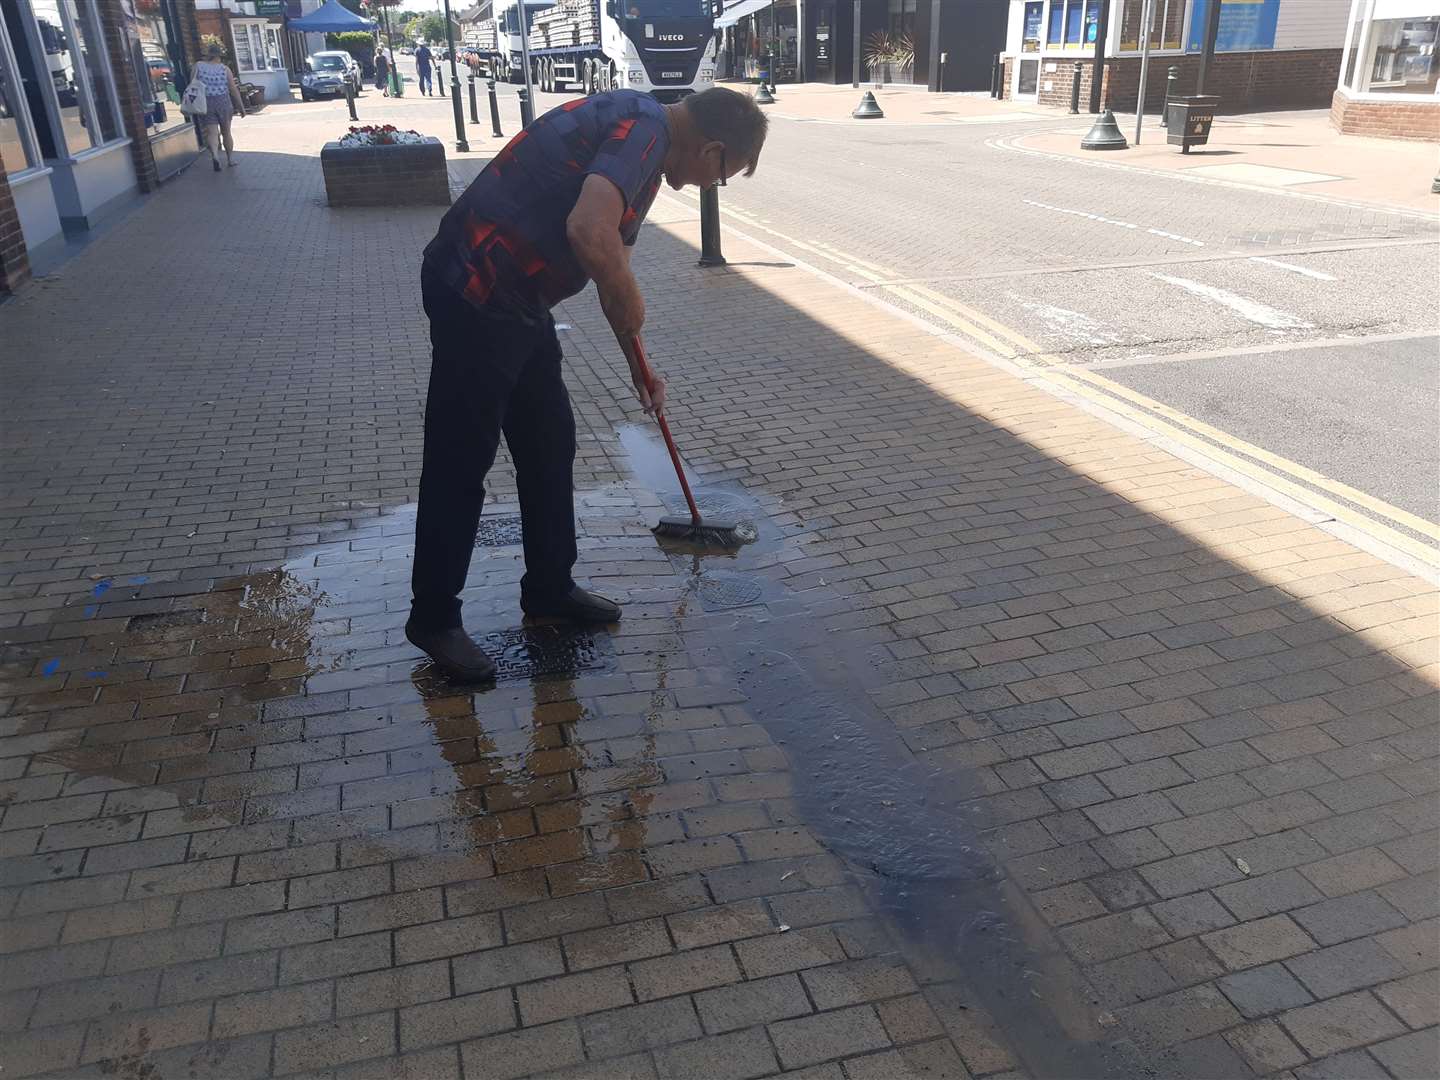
[414,42,433,95]
[407,87,768,681]
[193,42,245,172]
[374,46,390,94]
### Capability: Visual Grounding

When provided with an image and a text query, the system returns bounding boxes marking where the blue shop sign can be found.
[1187,0,1280,52]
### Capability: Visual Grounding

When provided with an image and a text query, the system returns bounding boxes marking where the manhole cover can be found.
[481,626,609,681]
[474,515,525,547]
[128,610,205,631]
[696,573,764,610]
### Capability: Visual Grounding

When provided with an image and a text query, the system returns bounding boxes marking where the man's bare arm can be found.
[566,174,664,413]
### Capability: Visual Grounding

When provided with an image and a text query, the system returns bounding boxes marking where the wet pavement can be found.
[3,97,1439,1080]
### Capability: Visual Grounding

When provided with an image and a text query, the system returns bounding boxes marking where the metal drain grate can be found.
[481,626,609,681]
[474,515,525,547]
[696,573,765,610]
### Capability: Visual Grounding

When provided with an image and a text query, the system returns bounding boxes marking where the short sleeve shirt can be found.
[423,90,670,322]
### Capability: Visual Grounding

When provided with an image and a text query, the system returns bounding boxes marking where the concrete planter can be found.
[321,136,450,207]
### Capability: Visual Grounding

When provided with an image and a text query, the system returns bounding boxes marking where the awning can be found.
[715,0,771,28]
[288,0,375,33]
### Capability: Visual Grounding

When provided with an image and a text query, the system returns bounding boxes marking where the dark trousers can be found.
[410,269,578,630]
[418,67,432,94]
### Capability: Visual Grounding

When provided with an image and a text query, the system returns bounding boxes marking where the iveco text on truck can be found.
[526,0,721,102]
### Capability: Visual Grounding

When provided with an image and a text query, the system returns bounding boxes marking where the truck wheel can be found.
[606,63,617,92]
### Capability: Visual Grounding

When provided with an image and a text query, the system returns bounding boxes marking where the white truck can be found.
[526,0,721,102]
[466,0,557,84]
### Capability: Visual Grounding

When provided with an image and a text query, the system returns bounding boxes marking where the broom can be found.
[630,335,746,548]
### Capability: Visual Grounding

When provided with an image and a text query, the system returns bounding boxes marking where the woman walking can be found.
[374,46,390,95]
[193,42,245,171]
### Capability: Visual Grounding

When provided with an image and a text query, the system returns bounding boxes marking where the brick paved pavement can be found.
[1,97,1437,1080]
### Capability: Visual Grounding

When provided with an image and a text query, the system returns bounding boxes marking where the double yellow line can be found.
[668,191,1439,568]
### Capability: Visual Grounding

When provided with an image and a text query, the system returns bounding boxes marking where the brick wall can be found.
[0,167,31,295]
[321,139,452,207]
[96,0,160,193]
[1004,48,1341,114]
[1330,89,1440,142]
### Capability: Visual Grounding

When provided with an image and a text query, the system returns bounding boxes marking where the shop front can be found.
[1,0,138,261]
[120,0,199,179]
[1332,0,1439,139]
[1002,0,1349,113]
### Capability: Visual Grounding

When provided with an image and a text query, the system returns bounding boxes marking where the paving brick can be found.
[336,960,451,1016]
[1375,970,1440,1029]
[213,981,334,1037]
[81,1001,212,1063]
[1224,1019,1308,1074]
[768,1004,892,1070]
[453,939,566,994]
[1301,848,1408,897]
[652,1027,779,1080]
[1084,792,1182,835]
[734,926,846,978]
[394,911,503,964]
[461,1020,586,1080]
[279,931,390,983]
[1140,849,1247,899]
[1218,962,1315,1019]
[1280,990,1407,1057]
[1286,938,1407,999]
[273,1011,398,1073]
[800,957,918,1010]
[1059,909,1171,964]
[1370,1028,1440,1080]
[580,996,703,1058]
[400,989,516,1050]
[225,906,335,953]
[1117,985,1242,1049]
[1203,915,1316,971]
[1377,919,1440,974]
[158,950,278,1004]
[695,972,813,1033]
[630,943,739,1001]
[1292,891,1408,946]
[30,970,160,1027]
[519,967,634,1025]
[1293,1048,1390,1079]
[668,899,776,949]
[1215,868,1326,921]
[564,917,672,971]
[1150,893,1237,938]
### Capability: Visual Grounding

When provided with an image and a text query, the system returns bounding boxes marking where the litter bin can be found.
[1166,94,1219,153]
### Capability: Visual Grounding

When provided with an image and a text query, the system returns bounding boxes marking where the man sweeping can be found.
[407,86,768,682]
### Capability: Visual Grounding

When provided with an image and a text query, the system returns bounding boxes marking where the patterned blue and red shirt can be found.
[423,90,670,322]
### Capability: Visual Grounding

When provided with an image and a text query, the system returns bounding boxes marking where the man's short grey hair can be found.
[683,87,769,175]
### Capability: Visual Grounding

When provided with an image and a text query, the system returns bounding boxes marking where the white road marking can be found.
[1248,256,1339,281]
[1023,198,1206,246]
[1014,297,1126,346]
[1151,273,1315,330]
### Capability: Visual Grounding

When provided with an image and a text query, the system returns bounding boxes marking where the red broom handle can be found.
[631,335,702,527]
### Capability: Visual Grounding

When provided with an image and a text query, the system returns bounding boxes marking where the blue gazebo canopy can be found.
[288,0,376,33]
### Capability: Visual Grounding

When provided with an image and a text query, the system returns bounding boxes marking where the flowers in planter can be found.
[337,124,427,147]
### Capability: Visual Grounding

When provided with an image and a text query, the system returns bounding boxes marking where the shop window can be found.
[1118,0,1188,50]
[1364,16,1439,94]
[887,0,915,38]
[1021,1,1043,51]
[1047,0,1100,48]
[120,0,187,135]
[233,20,275,74]
[62,0,121,141]
[1,10,41,172]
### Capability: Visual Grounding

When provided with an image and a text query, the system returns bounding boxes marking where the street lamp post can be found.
[517,0,536,127]
[441,0,469,151]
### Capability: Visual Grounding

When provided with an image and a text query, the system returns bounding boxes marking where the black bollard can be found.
[518,86,533,128]
[344,80,358,121]
[1070,62,1083,114]
[990,53,1001,98]
[487,78,503,137]
[698,185,725,267]
[1161,65,1178,128]
[450,70,469,152]
[468,74,480,124]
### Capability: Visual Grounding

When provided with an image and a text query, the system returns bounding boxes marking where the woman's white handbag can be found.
[180,70,209,117]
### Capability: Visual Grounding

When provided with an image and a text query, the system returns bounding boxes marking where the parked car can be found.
[301,51,362,100]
